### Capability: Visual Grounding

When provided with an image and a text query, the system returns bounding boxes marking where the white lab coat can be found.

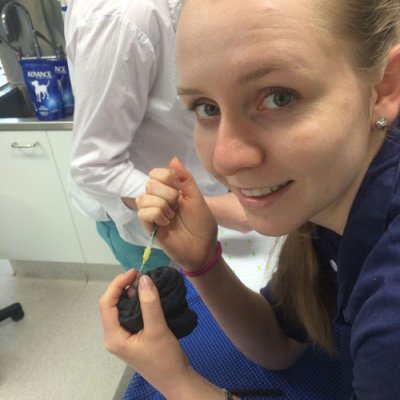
[64,0,225,247]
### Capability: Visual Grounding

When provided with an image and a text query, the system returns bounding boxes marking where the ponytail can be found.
[270,223,336,352]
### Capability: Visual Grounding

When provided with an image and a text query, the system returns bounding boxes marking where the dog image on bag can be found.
[31,80,50,102]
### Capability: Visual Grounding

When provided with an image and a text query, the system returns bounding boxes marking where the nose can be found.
[213,115,264,177]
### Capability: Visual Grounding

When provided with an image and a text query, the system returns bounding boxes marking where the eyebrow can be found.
[239,65,284,84]
[238,61,307,84]
[177,87,204,96]
[177,60,308,96]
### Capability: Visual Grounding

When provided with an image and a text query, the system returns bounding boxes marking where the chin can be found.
[248,214,303,238]
[254,226,289,238]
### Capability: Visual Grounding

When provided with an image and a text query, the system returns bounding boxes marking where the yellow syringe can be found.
[138,226,158,273]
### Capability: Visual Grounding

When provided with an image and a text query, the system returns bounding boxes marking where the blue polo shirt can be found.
[261,118,400,399]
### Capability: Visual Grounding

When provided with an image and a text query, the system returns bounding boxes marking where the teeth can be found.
[241,182,288,197]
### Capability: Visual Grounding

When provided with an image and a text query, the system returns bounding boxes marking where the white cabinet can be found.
[0,130,84,262]
[48,130,118,265]
[0,129,118,265]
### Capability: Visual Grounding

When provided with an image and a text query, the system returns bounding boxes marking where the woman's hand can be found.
[137,157,219,272]
[99,269,234,399]
[99,269,194,396]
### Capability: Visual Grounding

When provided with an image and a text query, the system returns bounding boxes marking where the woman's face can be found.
[177,0,383,236]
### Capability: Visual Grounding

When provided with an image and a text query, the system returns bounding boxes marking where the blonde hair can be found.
[319,0,400,74]
[270,1,400,352]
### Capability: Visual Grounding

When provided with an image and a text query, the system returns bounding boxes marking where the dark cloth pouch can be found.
[117,266,198,339]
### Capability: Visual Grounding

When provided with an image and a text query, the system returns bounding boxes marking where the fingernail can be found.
[126,286,136,299]
[167,209,175,218]
[139,275,153,290]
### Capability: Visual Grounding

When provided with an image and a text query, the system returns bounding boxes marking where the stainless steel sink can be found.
[0,85,36,118]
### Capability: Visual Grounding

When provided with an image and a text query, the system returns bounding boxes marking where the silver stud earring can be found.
[375,116,388,130]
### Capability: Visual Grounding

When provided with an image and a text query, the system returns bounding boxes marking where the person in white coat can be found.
[64,0,251,271]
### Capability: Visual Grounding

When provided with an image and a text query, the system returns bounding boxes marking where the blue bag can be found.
[50,57,74,117]
[19,58,63,121]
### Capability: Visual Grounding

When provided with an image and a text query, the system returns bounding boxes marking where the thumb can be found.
[138,275,169,336]
[169,157,203,199]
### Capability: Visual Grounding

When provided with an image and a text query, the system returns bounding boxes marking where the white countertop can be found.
[0,116,73,131]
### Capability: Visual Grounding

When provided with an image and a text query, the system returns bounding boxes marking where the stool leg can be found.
[0,303,24,322]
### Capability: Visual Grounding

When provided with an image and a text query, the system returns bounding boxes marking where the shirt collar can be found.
[167,0,184,31]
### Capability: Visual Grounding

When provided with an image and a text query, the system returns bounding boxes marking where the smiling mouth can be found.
[240,181,291,197]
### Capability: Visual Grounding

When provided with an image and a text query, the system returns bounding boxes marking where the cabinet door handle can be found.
[11,141,40,149]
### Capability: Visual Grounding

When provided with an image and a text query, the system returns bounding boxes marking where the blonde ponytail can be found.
[270,224,336,352]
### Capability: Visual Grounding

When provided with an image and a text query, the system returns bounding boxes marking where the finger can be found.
[100,268,138,307]
[148,167,180,189]
[136,194,176,221]
[138,206,173,228]
[99,269,138,333]
[145,179,180,208]
[138,275,169,337]
[169,157,204,199]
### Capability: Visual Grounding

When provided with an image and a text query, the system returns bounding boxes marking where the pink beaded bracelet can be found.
[181,241,222,278]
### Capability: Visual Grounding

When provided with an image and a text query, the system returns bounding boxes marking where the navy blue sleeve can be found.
[260,283,309,343]
[345,219,400,399]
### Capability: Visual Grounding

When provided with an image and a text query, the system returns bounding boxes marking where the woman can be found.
[99,0,400,398]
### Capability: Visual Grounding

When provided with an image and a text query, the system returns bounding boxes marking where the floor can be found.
[0,230,277,400]
[0,259,133,400]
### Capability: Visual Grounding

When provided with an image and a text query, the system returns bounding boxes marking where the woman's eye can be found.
[193,103,220,119]
[261,90,294,110]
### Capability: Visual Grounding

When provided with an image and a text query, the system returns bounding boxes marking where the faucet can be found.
[0,30,23,59]
[1,1,42,58]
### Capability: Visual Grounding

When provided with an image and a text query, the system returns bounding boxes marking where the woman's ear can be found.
[373,44,400,125]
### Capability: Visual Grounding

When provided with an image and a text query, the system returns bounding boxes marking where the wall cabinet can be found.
[0,129,118,265]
